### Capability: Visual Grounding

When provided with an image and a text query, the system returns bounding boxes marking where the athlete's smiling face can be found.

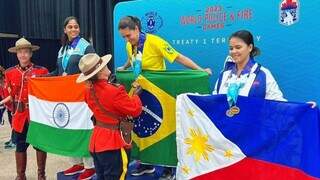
[64,19,80,41]
[119,26,140,46]
[229,37,252,67]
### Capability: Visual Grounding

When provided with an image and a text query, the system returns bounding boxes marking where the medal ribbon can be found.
[226,58,255,107]
[132,32,146,79]
[62,36,81,72]
[227,82,243,107]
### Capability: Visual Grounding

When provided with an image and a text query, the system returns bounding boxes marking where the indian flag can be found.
[27,75,93,157]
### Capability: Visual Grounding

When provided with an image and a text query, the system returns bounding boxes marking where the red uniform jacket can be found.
[4,63,48,133]
[84,80,142,152]
[1,82,13,112]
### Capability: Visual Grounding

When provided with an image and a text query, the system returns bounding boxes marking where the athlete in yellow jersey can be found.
[117,16,212,75]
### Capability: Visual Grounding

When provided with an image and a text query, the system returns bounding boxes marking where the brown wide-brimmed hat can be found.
[8,38,40,53]
[76,53,112,83]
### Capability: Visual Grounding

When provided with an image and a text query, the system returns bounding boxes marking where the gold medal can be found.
[230,106,240,115]
[226,109,234,117]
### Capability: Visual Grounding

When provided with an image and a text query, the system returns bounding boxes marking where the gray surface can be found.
[0,110,70,180]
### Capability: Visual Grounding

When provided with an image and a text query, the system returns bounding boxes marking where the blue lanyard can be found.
[137,32,146,54]
[226,58,255,106]
[62,36,81,71]
[62,46,71,71]
[132,32,146,79]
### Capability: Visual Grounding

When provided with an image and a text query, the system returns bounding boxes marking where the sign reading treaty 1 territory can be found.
[114,0,320,103]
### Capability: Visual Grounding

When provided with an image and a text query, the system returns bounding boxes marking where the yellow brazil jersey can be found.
[126,33,179,71]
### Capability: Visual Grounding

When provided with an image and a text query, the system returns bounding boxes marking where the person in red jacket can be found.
[0,38,49,180]
[0,65,15,149]
[76,53,142,179]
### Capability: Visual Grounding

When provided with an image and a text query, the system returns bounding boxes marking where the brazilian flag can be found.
[117,70,210,166]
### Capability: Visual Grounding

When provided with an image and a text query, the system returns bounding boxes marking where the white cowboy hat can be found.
[76,53,112,83]
[8,37,40,53]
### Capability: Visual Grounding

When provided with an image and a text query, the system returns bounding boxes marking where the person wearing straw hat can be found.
[0,37,49,180]
[76,53,143,179]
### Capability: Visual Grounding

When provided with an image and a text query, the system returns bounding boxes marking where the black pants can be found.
[7,110,16,143]
[14,123,29,152]
[91,148,130,180]
[14,122,42,152]
[7,109,12,125]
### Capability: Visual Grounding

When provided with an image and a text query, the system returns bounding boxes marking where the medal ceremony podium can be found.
[57,164,165,180]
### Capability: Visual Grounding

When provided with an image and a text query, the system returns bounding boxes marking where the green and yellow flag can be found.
[117,70,210,166]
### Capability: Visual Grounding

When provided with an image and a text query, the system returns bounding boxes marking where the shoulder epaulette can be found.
[4,66,16,73]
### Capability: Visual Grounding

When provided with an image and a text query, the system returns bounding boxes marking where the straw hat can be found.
[8,38,40,53]
[76,53,112,83]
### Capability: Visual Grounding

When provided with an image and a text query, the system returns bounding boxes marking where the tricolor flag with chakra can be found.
[176,94,320,179]
[27,75,93,157]
[117,70,210,166]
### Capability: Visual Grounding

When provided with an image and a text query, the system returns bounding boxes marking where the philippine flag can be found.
[176,94,320,180]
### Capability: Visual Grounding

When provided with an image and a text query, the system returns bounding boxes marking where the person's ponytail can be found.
[251,46,261,57]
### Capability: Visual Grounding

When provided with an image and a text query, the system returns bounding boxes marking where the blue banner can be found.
[113,0,320,103]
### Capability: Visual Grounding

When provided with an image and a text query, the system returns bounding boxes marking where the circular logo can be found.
[53,103,70,128]
[133,90,163,137]
[141,11,163,33]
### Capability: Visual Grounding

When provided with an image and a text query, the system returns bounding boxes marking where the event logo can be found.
[52,103,70,128]
[279,0,299,26]
[141,11,163,33]
[133,90,163,138]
